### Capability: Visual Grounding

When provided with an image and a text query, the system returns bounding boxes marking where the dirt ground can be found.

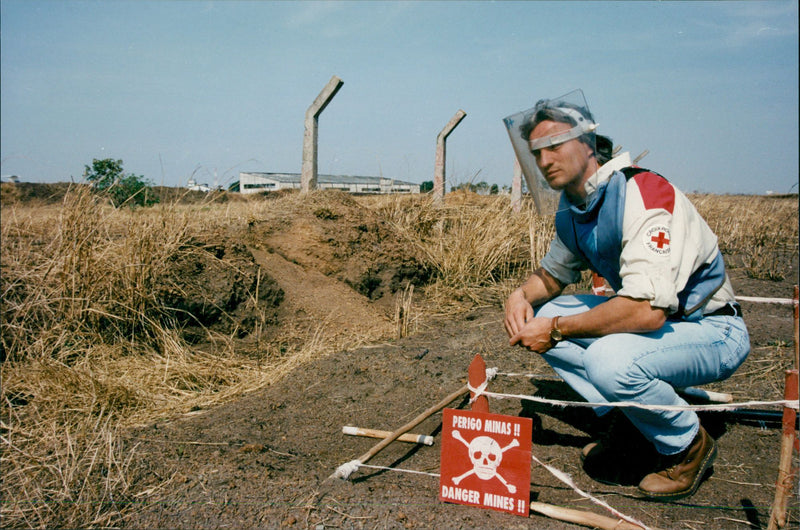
[109,192,799,530]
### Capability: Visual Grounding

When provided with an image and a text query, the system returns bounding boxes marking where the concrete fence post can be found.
[302,76,344,193]
[433,109,467,202]
[511,158,522,212]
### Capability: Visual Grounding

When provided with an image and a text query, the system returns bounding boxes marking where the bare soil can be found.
[103,191,800,530]
[122,301,798,529]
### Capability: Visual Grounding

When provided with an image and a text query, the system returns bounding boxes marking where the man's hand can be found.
[508,316,554,353]
[504,268,564,352]
[504,288,554,354]
[504,288,534,337]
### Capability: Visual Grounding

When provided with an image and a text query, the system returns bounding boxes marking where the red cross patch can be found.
[644,225,672,255]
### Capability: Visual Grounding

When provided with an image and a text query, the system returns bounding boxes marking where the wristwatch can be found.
[550,316,563,344]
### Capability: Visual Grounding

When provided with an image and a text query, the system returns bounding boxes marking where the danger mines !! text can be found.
[440,486,515,511]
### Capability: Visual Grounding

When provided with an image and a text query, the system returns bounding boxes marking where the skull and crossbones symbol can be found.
[451,430,519,493]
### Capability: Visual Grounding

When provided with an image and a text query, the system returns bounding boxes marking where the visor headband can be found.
[528,106,597,151]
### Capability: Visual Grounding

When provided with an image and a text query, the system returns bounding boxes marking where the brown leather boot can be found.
[580,408,633,463]
[638,426,717,500]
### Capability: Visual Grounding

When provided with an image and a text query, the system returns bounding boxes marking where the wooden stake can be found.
[767,285,799,530]
[794,285,798,372]
[342,426,434,445]
[328,384,468,480]
[677,386,733,403]
[530,501,658,530]
[768,368,799,529]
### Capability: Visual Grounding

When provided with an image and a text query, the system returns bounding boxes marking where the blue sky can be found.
[1,1,797,194]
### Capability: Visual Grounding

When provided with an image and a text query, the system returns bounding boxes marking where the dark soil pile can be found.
[153,236,284,343]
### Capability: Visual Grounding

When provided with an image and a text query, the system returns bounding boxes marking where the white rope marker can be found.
[472,369,798,413]
[736,295,795,306]
[467,366,497,406]
[496,371,735,404]
[530,453,652,530]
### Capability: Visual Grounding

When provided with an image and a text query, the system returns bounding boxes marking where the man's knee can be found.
[535,294,602,318]
[583,341,647,399]
[584,353,621,395]
[535,299,561,318]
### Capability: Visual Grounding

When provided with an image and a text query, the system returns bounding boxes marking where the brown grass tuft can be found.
[691,194,798,281]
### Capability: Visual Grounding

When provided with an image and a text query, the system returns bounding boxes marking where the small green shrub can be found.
[83,158,159,208]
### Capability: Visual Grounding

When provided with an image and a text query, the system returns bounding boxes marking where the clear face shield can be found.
[503,89,598,215]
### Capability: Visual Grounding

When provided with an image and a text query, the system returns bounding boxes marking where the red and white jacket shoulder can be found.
[619,171,734,313]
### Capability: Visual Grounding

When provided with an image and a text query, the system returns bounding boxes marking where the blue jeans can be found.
[536,295,750,455]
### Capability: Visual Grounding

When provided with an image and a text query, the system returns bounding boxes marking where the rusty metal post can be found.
[511,158,522,212]
[301,76,344,193]
[433,109,467,202]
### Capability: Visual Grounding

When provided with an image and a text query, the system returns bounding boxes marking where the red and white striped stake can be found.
[591,272,607,296]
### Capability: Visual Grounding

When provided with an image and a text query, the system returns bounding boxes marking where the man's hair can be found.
[520,100,613,165]
[596,134,613,166]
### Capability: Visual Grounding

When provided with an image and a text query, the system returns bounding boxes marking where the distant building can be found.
[187,178,211,192]
[238,172,420,195]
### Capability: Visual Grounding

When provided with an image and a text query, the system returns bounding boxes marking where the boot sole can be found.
[638,440,717,501]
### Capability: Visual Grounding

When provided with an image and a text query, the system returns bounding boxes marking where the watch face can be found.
[550,328,563,342]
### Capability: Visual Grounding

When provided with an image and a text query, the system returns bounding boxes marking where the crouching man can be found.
[502,91,750,499]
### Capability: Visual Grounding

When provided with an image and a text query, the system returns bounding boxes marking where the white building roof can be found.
[241,172,417,187]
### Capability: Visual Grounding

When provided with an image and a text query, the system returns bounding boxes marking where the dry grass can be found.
[394,282,416,339]
[0,188,379,528]
[691,194,798,280]
[372,191,544,307]
[1,187,796,528]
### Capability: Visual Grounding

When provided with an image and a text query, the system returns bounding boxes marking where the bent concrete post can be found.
[433,109,467,202]
[511,158,522,212]
[302,76,344,193]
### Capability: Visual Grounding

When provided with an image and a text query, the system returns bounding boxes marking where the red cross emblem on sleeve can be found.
[644,225,672,255]
[651,231,670,248]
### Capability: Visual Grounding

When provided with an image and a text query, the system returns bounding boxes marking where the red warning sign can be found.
[439,409,532,516]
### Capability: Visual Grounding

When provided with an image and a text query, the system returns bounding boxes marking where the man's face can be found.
[529,120,595,194]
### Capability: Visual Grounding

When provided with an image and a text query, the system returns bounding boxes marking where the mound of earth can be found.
[153,236,284,343]
[245,192,431,310]
[151,191,418,347]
